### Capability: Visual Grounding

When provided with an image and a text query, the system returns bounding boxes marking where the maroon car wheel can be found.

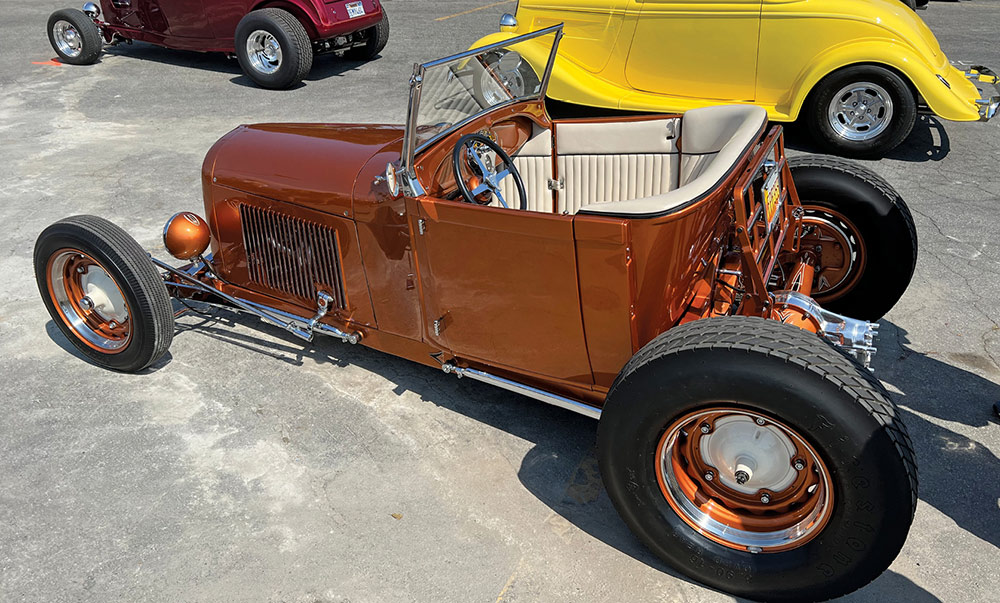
[47,8,103,65]
[235,8,313,89]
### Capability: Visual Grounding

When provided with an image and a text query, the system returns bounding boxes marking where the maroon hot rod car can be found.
[46,1,389,88]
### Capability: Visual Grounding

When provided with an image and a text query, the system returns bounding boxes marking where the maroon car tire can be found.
[47,8,103,65]
[235,8,313,89]
[598,316,917,602]
[344,11,390,60]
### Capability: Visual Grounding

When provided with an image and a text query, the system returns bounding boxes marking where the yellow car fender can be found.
[785,40,981,123]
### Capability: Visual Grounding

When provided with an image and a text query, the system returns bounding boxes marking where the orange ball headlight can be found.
[163,212,211,260]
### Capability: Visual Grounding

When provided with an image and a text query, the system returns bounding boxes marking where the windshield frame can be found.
[400,24,564,183]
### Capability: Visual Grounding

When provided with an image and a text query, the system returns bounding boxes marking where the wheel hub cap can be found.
[828,82,894,141]
[656,408,834,552]
[53,21,84,58]
[47,250,131,352]
[246,30,283,75]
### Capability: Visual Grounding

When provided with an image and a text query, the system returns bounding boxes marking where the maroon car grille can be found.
[239,204,346,309]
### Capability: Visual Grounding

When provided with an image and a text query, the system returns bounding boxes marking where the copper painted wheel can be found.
[655,408,833,553]
[35,215,174,372]
[46,248,132,353]
[799,206,867,304]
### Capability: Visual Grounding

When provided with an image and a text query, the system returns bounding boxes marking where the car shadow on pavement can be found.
[44,319,173,373]
[102,41,369,88]
[875,320,1000,549]
[782,114,951,162]
[153,306,991,597]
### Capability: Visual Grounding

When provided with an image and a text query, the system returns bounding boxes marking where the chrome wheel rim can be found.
[827,82,894,142]
[53,20,84,58]
[480,66,525,106]
[656,408,834,553]
[47,250,131,352]
[246,30,282,75]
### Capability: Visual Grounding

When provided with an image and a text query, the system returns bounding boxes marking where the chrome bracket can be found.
[547,177,564,191]
[772,290,878,368]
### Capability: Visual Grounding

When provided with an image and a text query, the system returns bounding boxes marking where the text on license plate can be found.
[346,1,365,18]
[762,170,781,226]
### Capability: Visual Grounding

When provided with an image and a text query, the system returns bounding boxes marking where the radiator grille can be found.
[239,204,346,309]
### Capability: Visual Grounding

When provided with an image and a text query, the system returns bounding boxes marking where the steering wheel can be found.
[452,133,526,210]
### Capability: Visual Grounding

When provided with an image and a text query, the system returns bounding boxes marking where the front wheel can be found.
[787,155,917,320]
[34,216,174,372]
[235,9,313,89]
[805,65,917,158]
[598,317,917,602]
[47,9,103,65]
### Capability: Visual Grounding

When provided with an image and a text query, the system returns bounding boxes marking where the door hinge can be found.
[432,316,445,336]
[417,218,426,235]
[547,177,564,191]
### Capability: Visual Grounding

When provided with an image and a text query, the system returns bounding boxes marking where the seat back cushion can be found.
[555,117,680,214]
[578,105,768,217]
[496,125,554,212]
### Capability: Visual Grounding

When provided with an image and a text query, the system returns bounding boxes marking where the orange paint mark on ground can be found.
[32,59,64,66]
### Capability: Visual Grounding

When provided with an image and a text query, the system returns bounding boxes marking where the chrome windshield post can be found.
[400,63,425,190]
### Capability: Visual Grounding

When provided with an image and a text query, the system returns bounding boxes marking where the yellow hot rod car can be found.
[472,0,999,157]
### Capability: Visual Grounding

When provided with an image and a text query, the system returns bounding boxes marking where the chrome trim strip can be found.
[441,363,601,420]
[153,256,361,344]
[420,24,562,69]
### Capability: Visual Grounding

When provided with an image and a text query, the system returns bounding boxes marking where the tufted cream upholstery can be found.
[555,117,680,214]
[578,105,768,216]
[496,125,554,212]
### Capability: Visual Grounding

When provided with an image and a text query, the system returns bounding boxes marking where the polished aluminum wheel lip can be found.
[246,30,283,75]
[828,82,894,142]
[658,408,833,552]
[53,20,84,58]
[48,250,130,351]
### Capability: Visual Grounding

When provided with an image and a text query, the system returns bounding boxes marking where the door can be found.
[624,0,762,101]
[153,0,214,39]
[408,198,594,383]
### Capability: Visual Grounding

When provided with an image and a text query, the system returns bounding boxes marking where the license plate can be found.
[346,1,365,18]
[762,169,781,227]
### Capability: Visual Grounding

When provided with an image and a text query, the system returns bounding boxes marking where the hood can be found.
[204,123,405,216]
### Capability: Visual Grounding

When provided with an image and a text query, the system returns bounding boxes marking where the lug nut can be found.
[700,423,711,434]
[735,470,750,485]
[76,266,86,274]
[760,493,771,504]
[79,297,94,310]
[704,471,714,482]
[109,321,117,329]
[793,459,806,471]
[755,417,766,426]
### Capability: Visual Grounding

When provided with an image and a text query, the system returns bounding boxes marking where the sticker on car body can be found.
[346,1,365,18]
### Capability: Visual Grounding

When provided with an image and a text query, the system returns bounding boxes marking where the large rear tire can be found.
[34,216,174,372]
[598,317,917,602]
[787,155,917,320]
[343,11,390,60]
[235,9,313,89]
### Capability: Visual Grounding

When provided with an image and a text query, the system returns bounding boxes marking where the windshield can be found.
[402,25,562,175]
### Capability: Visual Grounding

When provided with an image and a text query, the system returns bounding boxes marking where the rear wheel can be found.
[598,317,917,602]
[343,11,390,60]
[235,9,312,89]
[787,155,917,320]
[47,9,102,65]
[806,65,917,158]
[34,216,174,372]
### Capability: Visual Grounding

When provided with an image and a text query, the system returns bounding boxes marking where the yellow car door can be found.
[624,0,762,101]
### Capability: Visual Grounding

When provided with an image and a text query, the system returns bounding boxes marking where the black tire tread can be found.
[788,154,919,288]
[48,9,103,65]
[237,8,313,88]
[34,215,173,372]
[345,11,390,60]
[610,316,918,515]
